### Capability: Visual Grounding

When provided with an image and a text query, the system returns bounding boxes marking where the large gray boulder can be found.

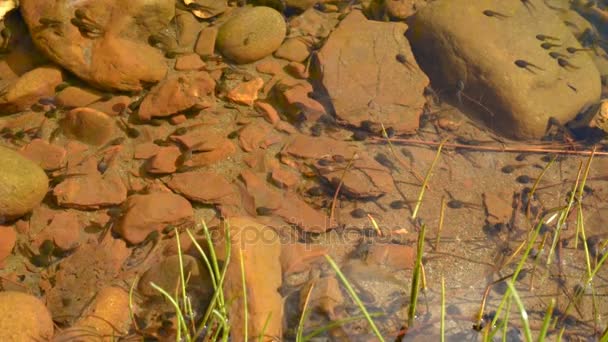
[407,0,601,139]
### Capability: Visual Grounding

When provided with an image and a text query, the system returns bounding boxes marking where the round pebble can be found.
[0,145,49,219]
[0,291,54,341]
[216,6,286,64]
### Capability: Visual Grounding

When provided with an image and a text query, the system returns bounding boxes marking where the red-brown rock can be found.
[317,10,428,133]
[55,86,103,108]
[20,139,66,171]
[0,65,63,114]
[195,26,218,57]
[114,193,194,244]
[146,146,181,174]
[60,107,117,146]
[166,171,236,204]
[226,77,264,106]
[175,53,206,71]
[138,71,216,120]
[53,172,127,209]
[239,121,272,152]
[0,225,16,267]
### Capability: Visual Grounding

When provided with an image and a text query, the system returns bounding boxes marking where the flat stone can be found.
[133,142,161,160]
[175,53,206,71]
[239,121,272,152]
[55,86,103,109]
[255,101,280,124]
[317,10,428,134]
[407,0,601,139]
[300,276,343,317]
[189,139,236,166]
[0,65,63,114]
[43,211,81,250]
[138,71,216,120]
[282,134,357,160]
[275,38,310,62]
[271,167,300,189]
[87,95,131,116]
[195,26,218,57]
[281,242,326,274]
[366,243,415,270]
[20,139,66,171]
[60,107,117,146]
[220,217,283,340]
[166,171,236,204]
[275,192,332,233]
[146,146,181,174]
[175,10,203,46]
[115,193,194,244]
[53,172,127,209]
[226,77,264,106]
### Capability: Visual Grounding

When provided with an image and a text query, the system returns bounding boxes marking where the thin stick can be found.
[380,123,426,185]
[329,152,358,225]
[440,276,446,342]
[372,137,608,156]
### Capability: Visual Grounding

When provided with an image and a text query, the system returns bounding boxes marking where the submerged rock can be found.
[0,65,63,114]
[20,0,169,91]
[219,217,283,341]
[114,192,194,244]
[0,291,54,341]
[407,0,601,139]
[216,6,286,64]
[0,145,49,220]
[317,10,429,134]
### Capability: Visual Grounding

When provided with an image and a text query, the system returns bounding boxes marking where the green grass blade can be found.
[297,283,315,342]
[412,140,446,219]
[150,281,190,341]
[324,254,385,342]
[409,223,426,327]
[538,298,555,341]
[506,281,532,342]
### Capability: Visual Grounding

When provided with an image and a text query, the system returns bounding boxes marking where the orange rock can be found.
[53,172,128,209]
[281,242,326,274]
[238,121,272,152]
[0,65,63,114]
[275,38,310,62]
[146,145,181,174]
[20,139,66,171]
[54,287,130,341]
[166,171,236,204]
[176,10,203,46]
[115,193,194,244]
[366,243,415,270]
[61,107,117,146]
[133,142,161,159]
[0,225,16,266]
[189,140,236,166]
[255,101,280,125]
[44,211,81,250]
[256,59,283,75]
[170,114,188,125]
[138,71,216,120]
[271,167,299,189]
[301,276,343,318]
[285,61,308,79]
[175,53,206,71]
[55,86,103,108]
[226,77,264,106]
[195,26,218,57]
[87,95,131,116]
[220,217,283,342]
[0,291,54,341]
[275,192,332,233]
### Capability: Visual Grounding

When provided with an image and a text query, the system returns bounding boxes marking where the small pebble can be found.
[352,130,368,141]
[390,200,406,209]
[350,208,367,218]
[310,124,322,137]
[256,207,273,216]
